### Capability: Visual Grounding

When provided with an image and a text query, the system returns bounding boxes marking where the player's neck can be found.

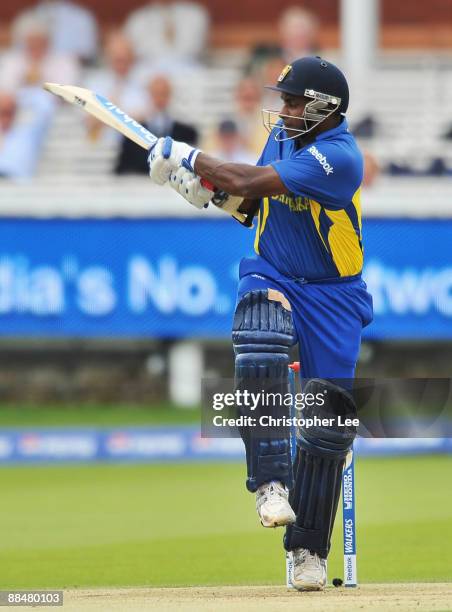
[295,115,342,150]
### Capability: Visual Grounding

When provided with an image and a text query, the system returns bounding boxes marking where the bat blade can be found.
[43,82,156,150]
[43,82,249,225]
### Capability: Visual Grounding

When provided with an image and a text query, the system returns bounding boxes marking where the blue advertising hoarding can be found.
[363,219,452,338]
[0,217,450,339]
[0,426,450,464]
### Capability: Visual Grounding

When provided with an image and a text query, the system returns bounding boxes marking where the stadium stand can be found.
[0,1,451,217]
[0,52,449,218]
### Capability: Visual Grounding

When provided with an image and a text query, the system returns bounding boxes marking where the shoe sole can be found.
[292,581,326,592]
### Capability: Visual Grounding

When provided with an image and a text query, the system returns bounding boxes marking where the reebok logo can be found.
[308,145,334,175]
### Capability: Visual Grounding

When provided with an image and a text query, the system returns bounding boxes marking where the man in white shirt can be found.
[2,14,79,92]
[124,1,209,70]
[0,89,54,180]
[12,0,98,63]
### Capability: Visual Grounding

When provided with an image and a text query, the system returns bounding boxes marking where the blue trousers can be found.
[237,256,373,379]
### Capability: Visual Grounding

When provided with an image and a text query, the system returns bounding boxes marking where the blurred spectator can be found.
[209,119,256,164]
[114,75,198,174]
[0,89,54,180]
[124,1,209,71]
[425,158,449,176]
[248,7,319,75]
[386,161,416,177]
[144,75,198,143]
[234,77,268,157]
[385,157,452,177]
[84,31,147,141]
[12,1,98,64]
[260,56,288,108]
[203,77,267,159]
[278,7,319,62]
[362,151,380,188]
[352,116,377,139]
[1,14,79,92]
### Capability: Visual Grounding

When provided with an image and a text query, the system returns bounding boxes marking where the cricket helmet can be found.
[263,56,349,141]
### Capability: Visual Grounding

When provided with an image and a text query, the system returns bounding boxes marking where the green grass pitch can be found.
[0,404,200,428]
[0,455,451,589]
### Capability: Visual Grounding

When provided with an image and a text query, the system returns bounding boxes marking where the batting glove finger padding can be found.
[148,136,201,186]
[170,167,213,209]
[147,136,174,185]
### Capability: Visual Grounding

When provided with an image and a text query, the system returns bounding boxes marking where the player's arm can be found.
[194,153,290,199]
[147,137,286,223]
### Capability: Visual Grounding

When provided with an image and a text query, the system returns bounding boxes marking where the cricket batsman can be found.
[147,56,373,591]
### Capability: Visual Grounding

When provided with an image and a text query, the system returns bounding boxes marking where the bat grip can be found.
[200,178,215,191]
[181,159,215,192]
[199,177,251,227]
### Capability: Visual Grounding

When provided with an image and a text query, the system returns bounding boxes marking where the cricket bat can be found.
[43,82,248,224]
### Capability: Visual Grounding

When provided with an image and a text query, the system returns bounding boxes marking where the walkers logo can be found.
[307,145,334,175]
[343,518,355,554]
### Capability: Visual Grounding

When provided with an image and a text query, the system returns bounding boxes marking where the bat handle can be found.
[200,178,216,191]
[180,159,214,191]
[187,169,250,227]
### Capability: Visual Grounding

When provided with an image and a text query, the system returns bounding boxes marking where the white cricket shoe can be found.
[292,548,327,591]
[256,480,296,527]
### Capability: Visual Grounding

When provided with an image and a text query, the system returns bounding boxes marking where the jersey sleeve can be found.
[270,142,363,209]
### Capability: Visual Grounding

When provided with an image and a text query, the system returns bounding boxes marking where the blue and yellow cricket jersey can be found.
[254,118,364,280]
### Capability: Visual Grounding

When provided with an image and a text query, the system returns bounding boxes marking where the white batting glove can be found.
[147,137,173,185]
[169,166,214,209]
[147,136,201,185]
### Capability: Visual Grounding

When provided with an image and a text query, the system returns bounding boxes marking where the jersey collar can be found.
[315,117,349,142]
